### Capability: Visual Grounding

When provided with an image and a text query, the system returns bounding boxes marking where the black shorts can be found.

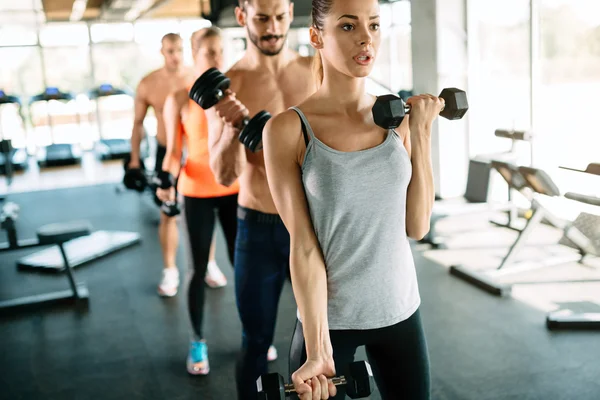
[153,144,167,207]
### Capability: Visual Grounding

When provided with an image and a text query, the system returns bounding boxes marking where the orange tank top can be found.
[178,96,240,198]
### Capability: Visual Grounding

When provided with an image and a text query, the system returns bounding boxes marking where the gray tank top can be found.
[290,107,421,330]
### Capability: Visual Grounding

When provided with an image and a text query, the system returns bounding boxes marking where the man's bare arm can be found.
[130,81,149,167]
[206,96,247,187]
[162,90,187,178]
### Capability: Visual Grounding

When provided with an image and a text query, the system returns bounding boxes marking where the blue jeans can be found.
[234,206,290,399]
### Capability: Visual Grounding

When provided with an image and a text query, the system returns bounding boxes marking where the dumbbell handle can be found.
[214,88,250,129]
[283,377,347,394]
[402,102,446,114]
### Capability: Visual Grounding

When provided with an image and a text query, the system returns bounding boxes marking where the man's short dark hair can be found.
[238,0,291,9]
[162,33,182,44]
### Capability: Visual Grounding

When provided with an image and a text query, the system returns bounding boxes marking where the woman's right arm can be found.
[263,111,336,398]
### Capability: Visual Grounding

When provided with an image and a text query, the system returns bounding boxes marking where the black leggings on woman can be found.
[289,309,430,400]
[182,194,238,339]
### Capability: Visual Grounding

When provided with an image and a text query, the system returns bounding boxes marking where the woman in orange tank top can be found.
[158,27,240,376]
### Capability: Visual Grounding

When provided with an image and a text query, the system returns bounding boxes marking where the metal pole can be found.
[87,23,103,140]
[529,0,539,166]
[33,0,54,142]
[34,0,48,89]
[464,0,472,160]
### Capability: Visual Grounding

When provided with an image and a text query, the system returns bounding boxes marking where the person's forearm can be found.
[406,129,435,240]
[130,123,144,162]
[290,242,331,360]
[210,125,246,186]
[162,154,181,178]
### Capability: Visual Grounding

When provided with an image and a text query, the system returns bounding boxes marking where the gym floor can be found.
[1,163,600,400]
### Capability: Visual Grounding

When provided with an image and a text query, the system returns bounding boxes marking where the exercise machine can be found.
[488,129,534,231]
[88,83,134,160]
[0,155,90,312]
[0,207,92,313]
[15,224,142,272]
[546,162,600,330]
[450,161,599,297]
[420,129,532,249]
[0,138,142,273]
[0,90,28,175]
[29,87,83,167]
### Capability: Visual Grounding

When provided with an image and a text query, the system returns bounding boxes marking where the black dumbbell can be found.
[189,67,271,153]
[372,88,469,129]
[123,154,148,193]
[152,171,181,218]
[257,361,374,399]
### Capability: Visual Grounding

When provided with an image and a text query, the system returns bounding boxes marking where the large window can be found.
[43,47,92,94]
[0,23,38,46]
[537,0,600,169]
[39,23,92,95]
[91,42,143,90]
[134,19,180,45]
[39,23,89,47]
[468,0,531,160]
[370,1,412,93]
[0,47,45,97]
[90,23,134,43]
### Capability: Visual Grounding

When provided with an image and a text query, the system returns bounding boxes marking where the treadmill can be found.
[0,90,28,175]
[29,87,83,167]
[88,84,134,160]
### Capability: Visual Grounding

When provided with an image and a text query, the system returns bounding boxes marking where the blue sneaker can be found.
[187,340,210,375]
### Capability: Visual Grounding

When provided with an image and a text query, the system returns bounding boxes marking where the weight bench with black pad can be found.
[0,221,92,312]
[420,129,532,249]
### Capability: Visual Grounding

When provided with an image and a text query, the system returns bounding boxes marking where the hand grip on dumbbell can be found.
[256,360,374,399]
[123,154,148,192]
[152,171,181,217]
[189,67,271,153]
[372,88,469,129]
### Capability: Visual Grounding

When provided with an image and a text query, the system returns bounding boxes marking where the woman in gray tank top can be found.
[263,0,445,398]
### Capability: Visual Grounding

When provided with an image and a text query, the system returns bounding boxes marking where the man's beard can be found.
[247,28,286,56]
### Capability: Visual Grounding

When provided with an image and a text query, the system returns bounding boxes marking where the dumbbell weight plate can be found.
[345,361,375,398]
[196,69,229,109]
[256,373,286,400]
[240,110,272,152]
[372,94,406,129]
[189,68,221,104]
[201,73,230,109]
[439,88,469,120]
[189,68,231,109]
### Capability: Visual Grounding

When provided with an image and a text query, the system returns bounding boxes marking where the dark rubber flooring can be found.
[0,184,599,400]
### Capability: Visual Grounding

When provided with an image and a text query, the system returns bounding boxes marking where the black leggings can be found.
[182,194,238,339]
[289,309,430,400]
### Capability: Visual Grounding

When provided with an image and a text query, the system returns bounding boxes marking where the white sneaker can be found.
[204,260,227,289]
[158,267,180,297]
[267,345,278,362]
